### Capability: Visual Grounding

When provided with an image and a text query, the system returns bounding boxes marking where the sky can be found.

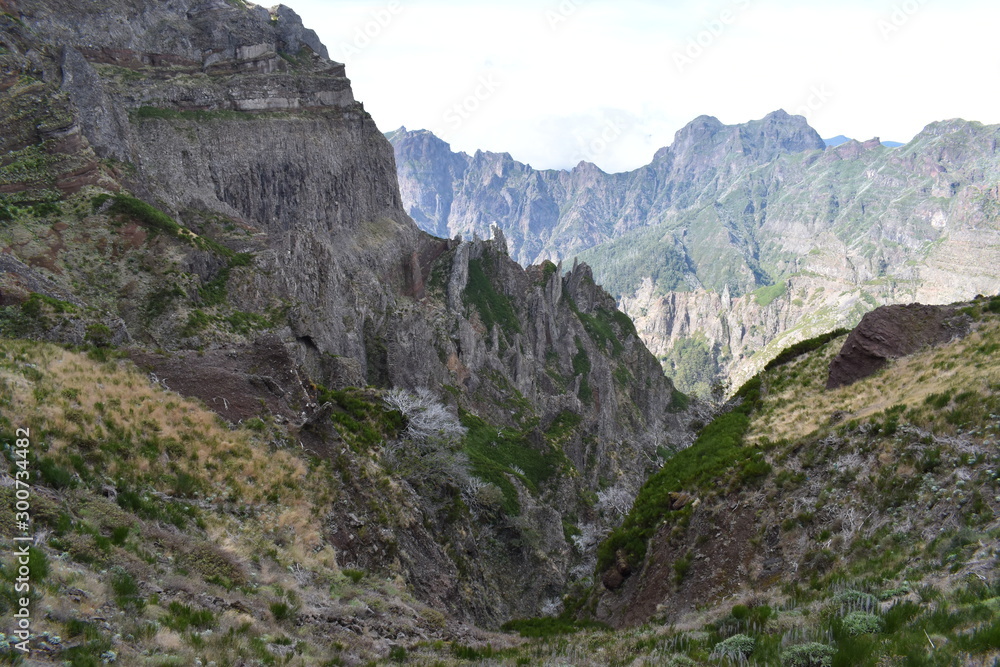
[281,0,999,173]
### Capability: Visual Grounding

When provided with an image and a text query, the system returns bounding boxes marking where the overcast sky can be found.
[282,0,999,173]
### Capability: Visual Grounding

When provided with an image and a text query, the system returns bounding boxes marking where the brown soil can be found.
[128,336,313,426]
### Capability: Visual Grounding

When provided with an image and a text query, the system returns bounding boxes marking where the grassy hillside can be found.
[1,308,998,664]
[571,297,1000,665]
[0,339,535,665]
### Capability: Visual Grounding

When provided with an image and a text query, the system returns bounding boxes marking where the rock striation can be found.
[826,303,970,389]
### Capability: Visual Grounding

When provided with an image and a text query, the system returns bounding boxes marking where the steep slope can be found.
[0,0,691,645]
[576,296,1000,664]
[390,118,1000,395]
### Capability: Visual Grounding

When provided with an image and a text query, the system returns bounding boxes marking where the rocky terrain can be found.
[1,1,998,665]
[579,297,1000,664]
[390,116,1000,395]
[0,0,692,662]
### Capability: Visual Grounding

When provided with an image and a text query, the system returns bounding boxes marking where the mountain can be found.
[390,116,1000,394]
[3,3,999,664]
[0,0,692,659]
[827,135,904,148]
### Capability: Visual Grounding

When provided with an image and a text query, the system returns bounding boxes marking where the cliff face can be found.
[390,111,826,273]
[390,117,1000,395]
[0,0,690,626]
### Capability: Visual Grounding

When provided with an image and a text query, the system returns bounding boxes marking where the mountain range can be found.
[389,115,1000,393]
[1,0,999,664]
[824,135,904,148]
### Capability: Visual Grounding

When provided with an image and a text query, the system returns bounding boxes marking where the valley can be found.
[0,0,997,665]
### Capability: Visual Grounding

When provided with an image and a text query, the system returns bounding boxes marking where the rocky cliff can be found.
[390,117,1000,395]
[0,0,690,634]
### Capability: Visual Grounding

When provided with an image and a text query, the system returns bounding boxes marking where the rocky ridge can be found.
[0,0,690,637]
[586,297,1000,663]
[390,117,1000,395]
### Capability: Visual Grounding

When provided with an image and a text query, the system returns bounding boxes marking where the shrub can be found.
[712,633,755,660]
[342,568,365,584]
[765,328,850,370]
[596,392,762,572]
[162,601,215,632]
[36,457,74,489]
[464,257,521,337]
[270,601,295,622]
[109,568,144,611]
[841,611,883,636]
[500,617,608,638]
[781,642,835,667]
[84,323,113,347]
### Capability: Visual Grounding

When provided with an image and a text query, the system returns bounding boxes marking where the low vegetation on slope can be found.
[0,340,534,665]
[0,293,997,665]
[566,296,1000,665]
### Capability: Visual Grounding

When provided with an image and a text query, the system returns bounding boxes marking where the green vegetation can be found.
[461,412,566,515]
[318,386,404,451]
[664,336,718,397]
[781,643,835,667]
[577,225,691,297]
[162,601,216,632]
[765,328,850,370]
[464,256,521,338]
[108,194,249,262]
[597,376,768,572]
[501,616,609,638]
[753,280,788,307]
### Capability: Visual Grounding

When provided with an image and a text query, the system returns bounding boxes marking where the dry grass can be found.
[0,339,334,545]
[748,316,1000,444]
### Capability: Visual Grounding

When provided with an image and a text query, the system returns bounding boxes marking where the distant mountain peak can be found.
[825,134,906,148]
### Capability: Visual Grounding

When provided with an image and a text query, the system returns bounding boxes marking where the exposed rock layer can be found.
[390,118,1000,394]
[826,303,970,388]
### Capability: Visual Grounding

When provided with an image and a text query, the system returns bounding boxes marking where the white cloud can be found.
[284,0,1000,172]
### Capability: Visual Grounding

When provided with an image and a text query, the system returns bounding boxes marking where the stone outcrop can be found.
[826,303,971,388]
[0,0,692,625]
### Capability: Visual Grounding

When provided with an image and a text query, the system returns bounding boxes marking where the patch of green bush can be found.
[765,328,851,371]
[781,642,835,667]
[712,633,755,660]
[500,616,609,638]
[754,281,788,307]
[841,611,883,636]
[597,377,766,572]
[464,257,521,338]
[461,412,565,515]
[110,568,144,610]
[162,601,216,632]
